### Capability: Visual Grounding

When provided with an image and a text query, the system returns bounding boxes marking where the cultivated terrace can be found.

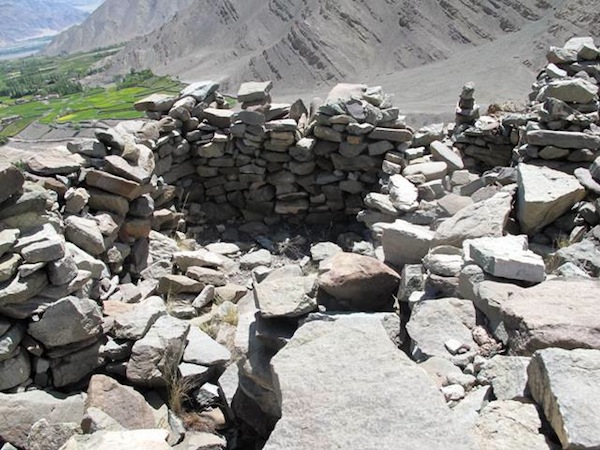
[1,37,600,450]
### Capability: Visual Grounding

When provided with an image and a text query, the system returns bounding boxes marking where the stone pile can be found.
[519,36,600,172]
[134,81,415,227]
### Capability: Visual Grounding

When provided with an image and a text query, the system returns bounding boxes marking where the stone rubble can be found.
[0,36,599,450]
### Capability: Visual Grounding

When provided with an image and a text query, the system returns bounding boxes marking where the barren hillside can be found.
[47,0,600,113]
[0,0,88,46]
[44,0,195,55]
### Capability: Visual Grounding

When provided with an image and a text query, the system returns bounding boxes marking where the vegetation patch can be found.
[0,48,183,139]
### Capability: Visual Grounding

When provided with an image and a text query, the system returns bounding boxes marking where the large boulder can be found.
[474,400,554,449]
[465,235,545,283]
[433,192,513,247]
[0,163,25,204]
[60,430,170,450]
[85,375,156,430]
[528,348,600,450]
[254,275,318,318]
[28,297,103,348]
[500,279,600,355]
[65,216,106,256]
[381,220,435,267]
[127,315,190,387]
[263,314,475,449]
[0,390,85,449]
[517,164,586,235]
[406,298,477,361]
[318,253,400,311]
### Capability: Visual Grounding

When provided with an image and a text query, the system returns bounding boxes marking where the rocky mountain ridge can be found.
[0,0,90,47]
[46,0,600,112]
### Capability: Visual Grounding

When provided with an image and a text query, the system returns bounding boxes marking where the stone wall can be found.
[136,82,414,227]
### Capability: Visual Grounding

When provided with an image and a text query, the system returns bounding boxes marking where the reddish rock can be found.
[318,253,400,311]
[86,375,156,429]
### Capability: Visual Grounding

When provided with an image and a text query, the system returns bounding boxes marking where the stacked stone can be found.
[0,119,172,392]
[451,84,515,170]
[136,82,414,226]
[455,82,480,126]
[516,37,600,174]
[0,162,107,391]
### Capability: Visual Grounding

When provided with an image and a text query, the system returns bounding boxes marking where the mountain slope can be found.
[47,0,600,113]
[105,0,597,93]
[0,0,89,46]
[44,0,195,55]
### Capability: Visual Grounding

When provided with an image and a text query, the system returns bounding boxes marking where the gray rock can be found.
[500,278,600,354]
[474,400,554,450]
[60,430,170,450]
[254,275,317,318]
[554,240,600,277]
[406,297,477,361]
[517,164,586,235]
[127,315,190,387]
[423,246,464,277]
[0,270,48,307]
[65,216,106,256]
[0,163,25,205]
[478,355,531,400]
[50,340,104,388]
[545,78,598,104]
[183,327,231,366]
[0,229,20,259]
[0,350,30,390]
[526,130,600,150]
[0,323,25,361]
[27,418,80,450]
[310,242,343,262]
[86,374,157,430]
[368,127,413,142]
[0,253,22,283]
[0,390,85,449]
[112,305,165,340]
[66,243,108,280]
[180,81,219,102]
[466,235,545,283]
[28,297,102,348]
[528,348,600,449]
[47,254,78,286]
[263,314,475,449]
[157,275,204,295]
[430,141,464,170]
[237,81,273,103]
[403,161,448,182]
[574,168,600,195]
[433,192,513,247]
[389,174,419,212]
[20,236,65,264]
[240,249,272,269]
[186,266,227,287]
[381,220,435,267]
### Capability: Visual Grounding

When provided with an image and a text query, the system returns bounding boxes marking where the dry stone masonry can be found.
[0,36,600,450]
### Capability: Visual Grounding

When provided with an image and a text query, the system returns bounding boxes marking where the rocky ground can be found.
[1,36,600,450]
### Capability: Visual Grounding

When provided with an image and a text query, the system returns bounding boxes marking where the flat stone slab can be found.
[433,192,513,247]
[517,164,586,235]
[406,297,477,361]
[264,314,475,449]
[500,279,600,355]
[466,235,545,283]
[381,220,434,267]
[474,400,554,449]
[254,275,317,318]
[0,390,86,449]
[528,348,600,450]
[526,130,600,150]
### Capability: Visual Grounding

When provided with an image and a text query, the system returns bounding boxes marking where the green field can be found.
[0,48,183,138]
